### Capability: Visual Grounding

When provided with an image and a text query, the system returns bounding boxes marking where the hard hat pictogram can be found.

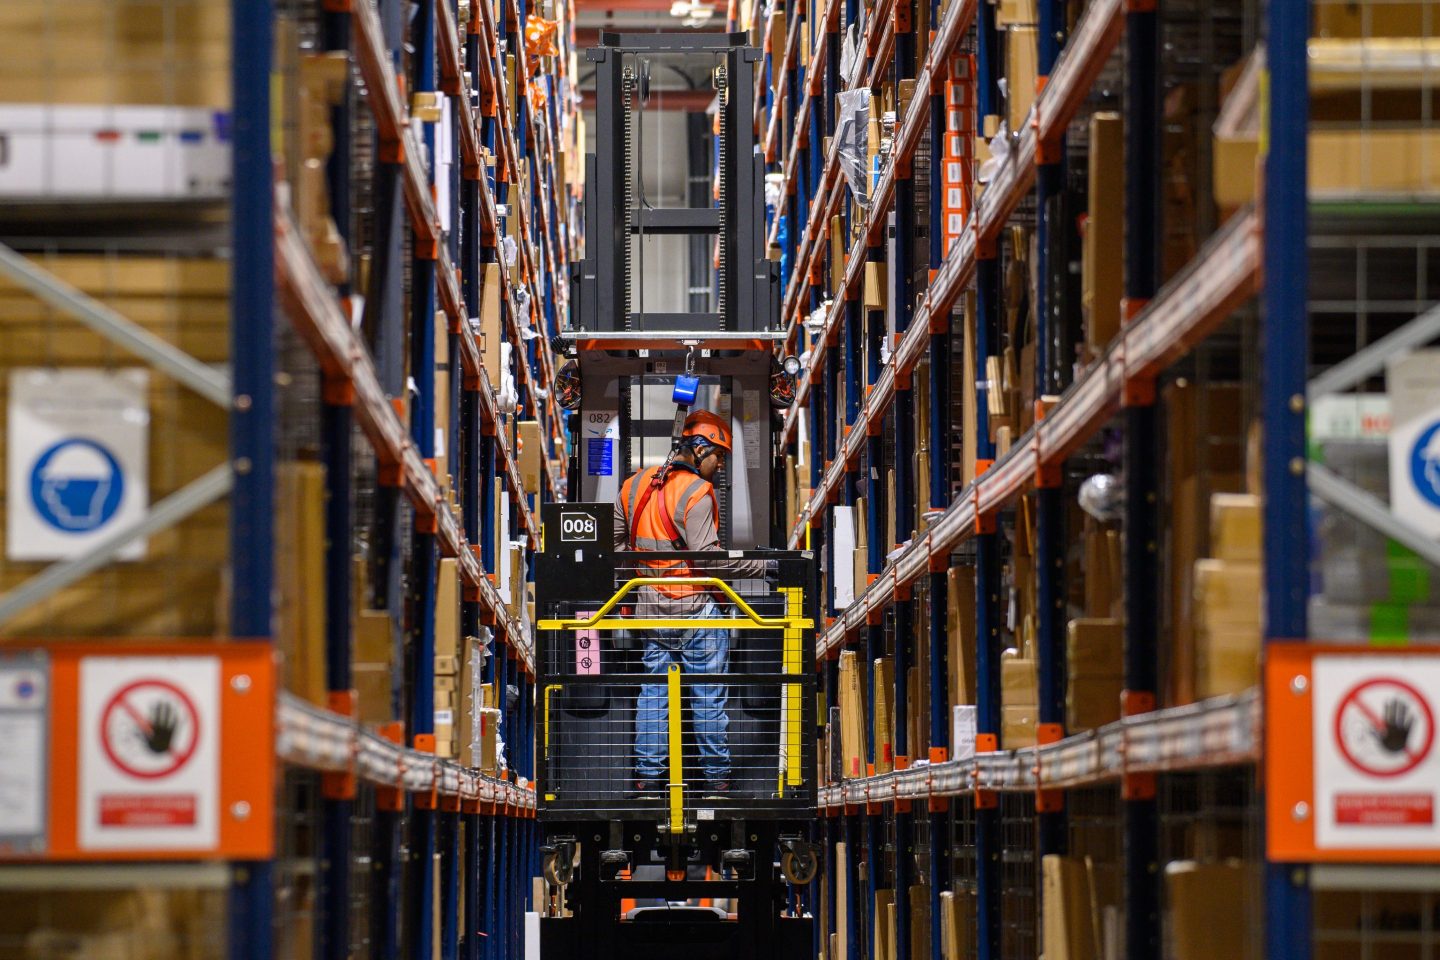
[29,438,126,533]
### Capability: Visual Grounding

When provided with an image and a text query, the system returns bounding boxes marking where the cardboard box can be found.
[947,566,977,707]
[1005,28,1039,133]
[873,658,895,773]
[1210,493,1261,563]
[1084,112,1124,357]
[1001,704,1037,748]
[1042,855,1098,960]
[477,707,502,774]
[940,890,974,960]
[518,420,543,494]
[1066,619,1123,731]
[997,0,1037,24]
[1165,380,1246,705]
[276,462,327,706]
[480,262,503,382]
[1314,1,1429,39]
[865,262,886,311]
[355,662,394,724]
[1165,861,1256,960]
[962,292,979,486]
[839,650,868,778]
[834,842,850,960]
[435,557,461,660]
[1194,559,1261,625]
[910,886,932,960]
[1196,624,1260,698]
[875,890,897,960]
[1001,651,1037,704]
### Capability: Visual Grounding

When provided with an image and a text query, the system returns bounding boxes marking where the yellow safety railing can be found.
[667,663,684,833]
[778,587,804,795]
[536,577,814,632]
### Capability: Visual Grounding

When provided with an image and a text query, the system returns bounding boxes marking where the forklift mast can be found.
[561,31,789,548]
[572,32,776,335]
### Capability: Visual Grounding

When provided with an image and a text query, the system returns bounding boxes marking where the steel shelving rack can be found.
[233,0,575,955]
[750,0,1318,948]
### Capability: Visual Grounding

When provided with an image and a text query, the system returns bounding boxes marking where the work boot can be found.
[700,778,730,799]
[629,779,660,798]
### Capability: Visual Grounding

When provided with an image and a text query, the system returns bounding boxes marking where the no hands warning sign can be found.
[1315,656,1440,851]
[80,657,219,851]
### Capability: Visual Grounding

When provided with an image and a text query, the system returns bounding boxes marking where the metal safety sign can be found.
[81,657,219,850]
[0,643,274,863]
[1269,645,1440,861]
[6,368,150,561]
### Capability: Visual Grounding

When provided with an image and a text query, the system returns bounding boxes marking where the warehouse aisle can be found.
[2,0,1440,957]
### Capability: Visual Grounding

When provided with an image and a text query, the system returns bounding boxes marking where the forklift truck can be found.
[535,30,819,960]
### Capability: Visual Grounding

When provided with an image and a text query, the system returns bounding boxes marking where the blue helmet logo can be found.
[1411,419,1440,509]
[29,438,125,533]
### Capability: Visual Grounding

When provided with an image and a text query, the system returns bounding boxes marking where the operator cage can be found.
[534,502,818,824]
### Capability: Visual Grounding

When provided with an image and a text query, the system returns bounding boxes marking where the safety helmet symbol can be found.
[29,438,125,533]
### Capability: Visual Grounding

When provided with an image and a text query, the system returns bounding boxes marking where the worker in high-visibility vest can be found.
[613,409,767,798]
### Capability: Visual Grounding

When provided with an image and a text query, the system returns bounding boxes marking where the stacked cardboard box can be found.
[433,559,462,758]
[354,559,398,724]
[838,650,868,779]
[1194,494,1262,697]
[1000,649,1038,748]
[1065,619,1123,732]
[1164,380,1246,704]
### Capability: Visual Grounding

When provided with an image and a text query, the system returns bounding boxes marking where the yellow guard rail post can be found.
[667,662,684,833]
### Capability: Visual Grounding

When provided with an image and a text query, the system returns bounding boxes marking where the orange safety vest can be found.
[618,464,720,599]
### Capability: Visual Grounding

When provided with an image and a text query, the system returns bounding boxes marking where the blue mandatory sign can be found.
[29,438,126,533]
[1410,419,1440,509]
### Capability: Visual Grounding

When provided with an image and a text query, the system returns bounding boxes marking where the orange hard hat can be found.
[681,410,732,453]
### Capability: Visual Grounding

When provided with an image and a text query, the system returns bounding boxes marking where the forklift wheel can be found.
[544,851,574,886]
[780,847,818,886]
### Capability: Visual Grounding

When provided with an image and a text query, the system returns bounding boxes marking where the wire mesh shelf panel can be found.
[999,792,1038,960]
[1158,768,1265,960]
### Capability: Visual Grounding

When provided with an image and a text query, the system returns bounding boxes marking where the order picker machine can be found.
[536,30,818,960]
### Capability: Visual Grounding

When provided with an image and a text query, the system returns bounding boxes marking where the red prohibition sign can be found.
[100,679,201,780]
[1334,677,1436,778]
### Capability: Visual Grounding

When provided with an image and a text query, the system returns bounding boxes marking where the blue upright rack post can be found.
[1120,0,1162,952]
[229,0,275,953]
[1263,0,1312,949]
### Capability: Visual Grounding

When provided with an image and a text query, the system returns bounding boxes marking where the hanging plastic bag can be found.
[835,87,871,207]
[498,341,519,412]
[839,23,861,89]
[977,121,1010,184]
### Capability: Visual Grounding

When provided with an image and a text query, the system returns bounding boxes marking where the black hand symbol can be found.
[145,701,179,754]
[1376,698,1413,754]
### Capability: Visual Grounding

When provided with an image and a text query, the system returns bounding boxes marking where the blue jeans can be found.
[634,600,730,780]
